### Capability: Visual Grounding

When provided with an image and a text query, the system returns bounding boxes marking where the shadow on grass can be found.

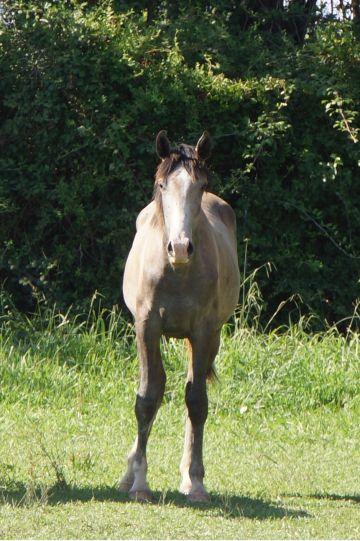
[0,483,310,520]
[310,493,360,504]
[285,492,360,504]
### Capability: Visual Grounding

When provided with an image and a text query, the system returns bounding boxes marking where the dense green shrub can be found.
[0,1,359,325]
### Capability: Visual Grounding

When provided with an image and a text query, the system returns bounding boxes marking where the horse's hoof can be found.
[187,490,210,503]
[129,489,154,503]
[117,480,133,493]
[179,482,192,495]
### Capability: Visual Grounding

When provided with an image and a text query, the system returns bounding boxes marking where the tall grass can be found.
[0,282,359,415]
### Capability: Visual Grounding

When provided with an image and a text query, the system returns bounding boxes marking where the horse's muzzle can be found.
[167,238,194,265]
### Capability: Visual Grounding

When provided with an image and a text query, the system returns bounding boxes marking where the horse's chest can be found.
[142,257,219,336]
[157,282,214,337]
[158,293,194,331]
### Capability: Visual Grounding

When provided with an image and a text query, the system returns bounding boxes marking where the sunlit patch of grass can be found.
[0,287,359,538]
[0,402,359,539]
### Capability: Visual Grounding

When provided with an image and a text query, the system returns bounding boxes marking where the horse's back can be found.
[200,192,240,323]
[201,192,238,259]
[135,201,156,231]
[202,192,237,237]
[123,201,161,316]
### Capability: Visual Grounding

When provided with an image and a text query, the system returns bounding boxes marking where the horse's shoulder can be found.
[136,201,157,231]
[202,192,236,232]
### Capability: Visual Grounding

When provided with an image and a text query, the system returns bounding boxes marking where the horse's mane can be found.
[152,144,208,228]
[155,144,207,183]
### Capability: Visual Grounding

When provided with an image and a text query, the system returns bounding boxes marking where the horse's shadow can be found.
[1,483,310,520]
[286,492,360,504]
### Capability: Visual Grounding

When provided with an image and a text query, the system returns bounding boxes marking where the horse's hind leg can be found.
[119,317,165,502]
[180,329,220,502]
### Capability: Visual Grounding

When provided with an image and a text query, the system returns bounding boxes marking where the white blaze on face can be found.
[162,167,199,265]
[164,169,192,238]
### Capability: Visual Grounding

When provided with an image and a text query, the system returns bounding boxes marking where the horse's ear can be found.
[156,130,171,159]
[195,131,212,161]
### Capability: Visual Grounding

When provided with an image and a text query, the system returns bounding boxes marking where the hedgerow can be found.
[0,1,359,325]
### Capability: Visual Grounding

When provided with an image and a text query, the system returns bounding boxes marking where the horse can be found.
[119,131,240,502]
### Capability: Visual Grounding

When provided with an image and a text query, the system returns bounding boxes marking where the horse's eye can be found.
[159,182,164,189]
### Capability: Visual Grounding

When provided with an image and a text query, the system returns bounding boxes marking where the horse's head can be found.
[154,131,212,267]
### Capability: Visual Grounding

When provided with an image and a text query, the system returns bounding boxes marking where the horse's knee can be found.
[185,382,208,425]
[135,395,158,426]
[135,376,165,425]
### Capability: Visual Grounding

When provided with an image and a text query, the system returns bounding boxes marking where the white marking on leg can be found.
[130,457,150,492]
[180,417,192,493]
[118,437,137,491]
[180,419,208,499]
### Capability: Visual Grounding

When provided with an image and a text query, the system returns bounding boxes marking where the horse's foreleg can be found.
[119,318,165,501]
[180,331,220,502]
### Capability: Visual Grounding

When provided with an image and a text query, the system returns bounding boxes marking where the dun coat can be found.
[119,131,240,502]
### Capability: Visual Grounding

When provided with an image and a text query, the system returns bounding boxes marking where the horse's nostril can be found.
[187,242,194,257]
[167,241,174,255]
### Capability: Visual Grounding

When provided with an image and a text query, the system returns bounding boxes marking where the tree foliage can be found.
[0,0,359,326]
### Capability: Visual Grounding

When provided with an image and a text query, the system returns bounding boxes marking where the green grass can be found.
[0,298,359,539]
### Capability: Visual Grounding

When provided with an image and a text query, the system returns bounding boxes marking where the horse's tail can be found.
[206,364,218,382]
[185,339,218,382]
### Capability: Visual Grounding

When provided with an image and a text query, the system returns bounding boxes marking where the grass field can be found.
[0,299,359,539]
